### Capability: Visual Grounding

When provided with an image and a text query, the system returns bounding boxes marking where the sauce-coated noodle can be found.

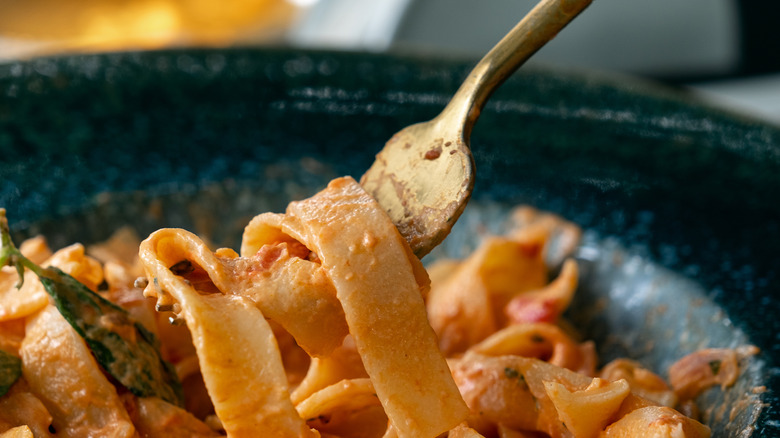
[0,177,748,437]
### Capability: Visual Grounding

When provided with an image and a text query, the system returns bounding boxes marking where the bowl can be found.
[1,48,778,436]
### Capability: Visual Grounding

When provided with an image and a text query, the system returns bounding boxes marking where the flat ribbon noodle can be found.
[296,378,387,437]
[141,227,347,357]
[21,305,135,438]
[18,245,135,438]
[140,230,317,437]
[0,237,56,322]
[426,235,549,356]
[471,322,596,375]
[291,335,368,405]
[121,395,221,437]
[0,378,53,437]
[249,177,468,438]
[0,426,34,438]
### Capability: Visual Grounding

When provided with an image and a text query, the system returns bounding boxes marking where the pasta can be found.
[0,177,750,437]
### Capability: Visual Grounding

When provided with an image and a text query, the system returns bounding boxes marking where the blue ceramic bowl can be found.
[1,48,778,436]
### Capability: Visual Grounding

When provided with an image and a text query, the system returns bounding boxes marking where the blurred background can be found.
[1,0,779,124]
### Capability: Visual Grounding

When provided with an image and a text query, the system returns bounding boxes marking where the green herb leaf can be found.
[0,349,22,397]
[38,267,184,406]
[1,209,183,406]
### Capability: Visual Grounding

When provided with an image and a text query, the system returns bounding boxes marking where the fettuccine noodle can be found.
[0,176,749,437]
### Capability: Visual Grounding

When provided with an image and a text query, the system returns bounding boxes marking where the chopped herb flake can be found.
[709,360,722,376]
[504,366,527,387]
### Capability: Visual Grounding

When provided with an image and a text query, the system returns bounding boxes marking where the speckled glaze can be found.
[1,48,779,436]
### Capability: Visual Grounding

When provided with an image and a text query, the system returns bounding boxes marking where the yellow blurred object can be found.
[0,0,301,58]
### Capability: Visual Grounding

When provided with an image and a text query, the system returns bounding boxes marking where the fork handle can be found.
[441,0,593,139]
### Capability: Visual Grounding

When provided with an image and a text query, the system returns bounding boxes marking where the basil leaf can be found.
[39,267,183,406]
[0,349,21,397]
